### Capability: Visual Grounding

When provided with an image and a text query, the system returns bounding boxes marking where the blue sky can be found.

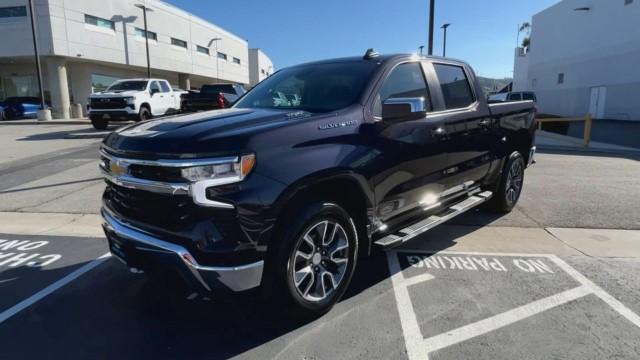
[166,0,559,79]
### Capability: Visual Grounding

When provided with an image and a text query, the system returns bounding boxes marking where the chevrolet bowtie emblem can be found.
[110,161,128,176]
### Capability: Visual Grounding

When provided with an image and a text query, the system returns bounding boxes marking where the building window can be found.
[625,0,633,5]
[134,27,157,41]
[84,14,115,31]
[217,52,227,60]
[261,69,265,75]
[171,38,188,48]
[557,73,565,84]
[233,57,241,65]
[0,6,27,18]
[197,45,210,55]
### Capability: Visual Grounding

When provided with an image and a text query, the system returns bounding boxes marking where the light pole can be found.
[28,0,45,111]
[428,0,435,55]
[418,45,425,56]
[441,23,451,57]
[208,37,222,83]
[134,4,153,79]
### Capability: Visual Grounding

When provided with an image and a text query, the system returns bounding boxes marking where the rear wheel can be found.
[485,151,525,213]
[137,107,151,122]
[90,116,109,130]
[268,201,358,314]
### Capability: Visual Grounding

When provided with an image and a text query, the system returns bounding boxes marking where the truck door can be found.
[159,81,177,112]
[369,62,450,224]
[149,81,166,116]
[428,62,493,189]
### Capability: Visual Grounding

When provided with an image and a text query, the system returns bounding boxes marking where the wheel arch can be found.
[271,170,375,257]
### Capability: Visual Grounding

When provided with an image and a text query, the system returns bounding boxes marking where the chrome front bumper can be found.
[101,209,264,292]
[528,146,537,167]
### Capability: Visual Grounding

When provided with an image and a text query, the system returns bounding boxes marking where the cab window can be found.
[433,63,475,109]
[149,81,161,94]
[373,62,430,117]
[160,81,171,93]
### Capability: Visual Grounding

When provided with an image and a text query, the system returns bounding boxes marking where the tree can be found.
[519,22,532,53]
[522,37,531,52]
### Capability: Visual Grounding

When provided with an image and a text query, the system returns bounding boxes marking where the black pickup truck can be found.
[100,51,536,314]
[180,84,246,112]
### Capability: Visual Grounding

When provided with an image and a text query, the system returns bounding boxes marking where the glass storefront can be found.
[0,75,39,100]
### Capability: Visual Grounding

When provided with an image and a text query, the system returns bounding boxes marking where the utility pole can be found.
[28,0,45,110]
[208,38,222,83]
[441,23,451,57]
[135,4,153,78]
[428,0,435,55]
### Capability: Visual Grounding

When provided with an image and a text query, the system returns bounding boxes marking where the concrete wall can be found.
[248,48,274,88]
[512,48,529,92]
[513,0,640,120]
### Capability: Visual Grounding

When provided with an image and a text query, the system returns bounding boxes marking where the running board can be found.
[374,191,493,248]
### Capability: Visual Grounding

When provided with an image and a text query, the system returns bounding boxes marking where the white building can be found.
[0,0,273,118]
[513,0,640,120]
[248,48,273,88]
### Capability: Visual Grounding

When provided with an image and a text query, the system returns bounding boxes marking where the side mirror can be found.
[150,88,159,96]
[382,97,427,122]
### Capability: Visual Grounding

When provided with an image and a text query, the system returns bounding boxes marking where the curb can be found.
[0,120,91,125]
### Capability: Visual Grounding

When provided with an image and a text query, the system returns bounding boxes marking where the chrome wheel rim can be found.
[505,158,524,206]
[291,220,349,302]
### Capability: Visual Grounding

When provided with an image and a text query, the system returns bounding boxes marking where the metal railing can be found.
[536,114,593,147]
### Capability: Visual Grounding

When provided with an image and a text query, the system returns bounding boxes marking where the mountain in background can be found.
[477,77,512,96]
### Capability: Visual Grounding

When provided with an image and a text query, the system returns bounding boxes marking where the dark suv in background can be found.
[181,84,246,112]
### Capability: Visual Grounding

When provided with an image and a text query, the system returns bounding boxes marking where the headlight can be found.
[124,96,135,105]
[181,154,256,184]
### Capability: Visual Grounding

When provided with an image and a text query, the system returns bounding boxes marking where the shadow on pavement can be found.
[0,212,505,359]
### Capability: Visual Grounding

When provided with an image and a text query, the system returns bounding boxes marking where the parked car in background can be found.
[0,97,48,120]
[488,91,537,103]
[87,79,182,130]
[180,84,246,112]
[99,52,536,314]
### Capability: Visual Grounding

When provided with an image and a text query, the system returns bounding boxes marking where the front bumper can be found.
[101,208,264,292]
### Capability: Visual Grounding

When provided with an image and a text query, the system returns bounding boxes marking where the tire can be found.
[485,151,526,213]
[90,116,109,130]
[137,107,151,122]
[268,201,359,314]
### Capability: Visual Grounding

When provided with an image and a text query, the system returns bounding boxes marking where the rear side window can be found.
[373,62,430,117]
[202,85,236,94]
[433,64,475,109]
[160,81,171,93]
[522,92,536,101]
[508,93,522,101]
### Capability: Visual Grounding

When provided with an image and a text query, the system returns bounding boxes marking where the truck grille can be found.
[105,183,193,231]
[90,98,127,109]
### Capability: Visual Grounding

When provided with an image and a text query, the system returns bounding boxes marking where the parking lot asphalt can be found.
[0,123,639,359]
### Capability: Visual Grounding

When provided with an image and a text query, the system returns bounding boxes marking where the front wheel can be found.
[90,116,109,130]
[137,107,151,122]
[270,202,358,314]
[485,151,525,213]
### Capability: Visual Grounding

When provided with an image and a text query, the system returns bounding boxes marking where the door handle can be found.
[479,119,491,128]
[431,127,447,138]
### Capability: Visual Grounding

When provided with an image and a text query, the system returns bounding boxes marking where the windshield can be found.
[106,81,148,92]
[234,61,378,113]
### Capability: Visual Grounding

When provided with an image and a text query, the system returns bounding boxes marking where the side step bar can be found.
[374,191,493,248]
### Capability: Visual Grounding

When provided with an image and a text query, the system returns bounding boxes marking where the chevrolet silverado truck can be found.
[100,51,536,314]
[88,78,181,130]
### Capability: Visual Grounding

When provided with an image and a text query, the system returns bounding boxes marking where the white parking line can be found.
[387,250,640,360]
[0,253,111,324]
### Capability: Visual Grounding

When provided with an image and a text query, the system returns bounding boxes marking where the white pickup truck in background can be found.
[87,78,183,129]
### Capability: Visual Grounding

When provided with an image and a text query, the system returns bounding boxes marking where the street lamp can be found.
[418,45,425,56]
[208,37,222,83]
[428,0,435,55]
[134,4,153,79]
[27,0,46,112]
[441,23,451,57]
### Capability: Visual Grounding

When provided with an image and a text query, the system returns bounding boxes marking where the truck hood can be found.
[90,90,141,98]
[102,108,315,158]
